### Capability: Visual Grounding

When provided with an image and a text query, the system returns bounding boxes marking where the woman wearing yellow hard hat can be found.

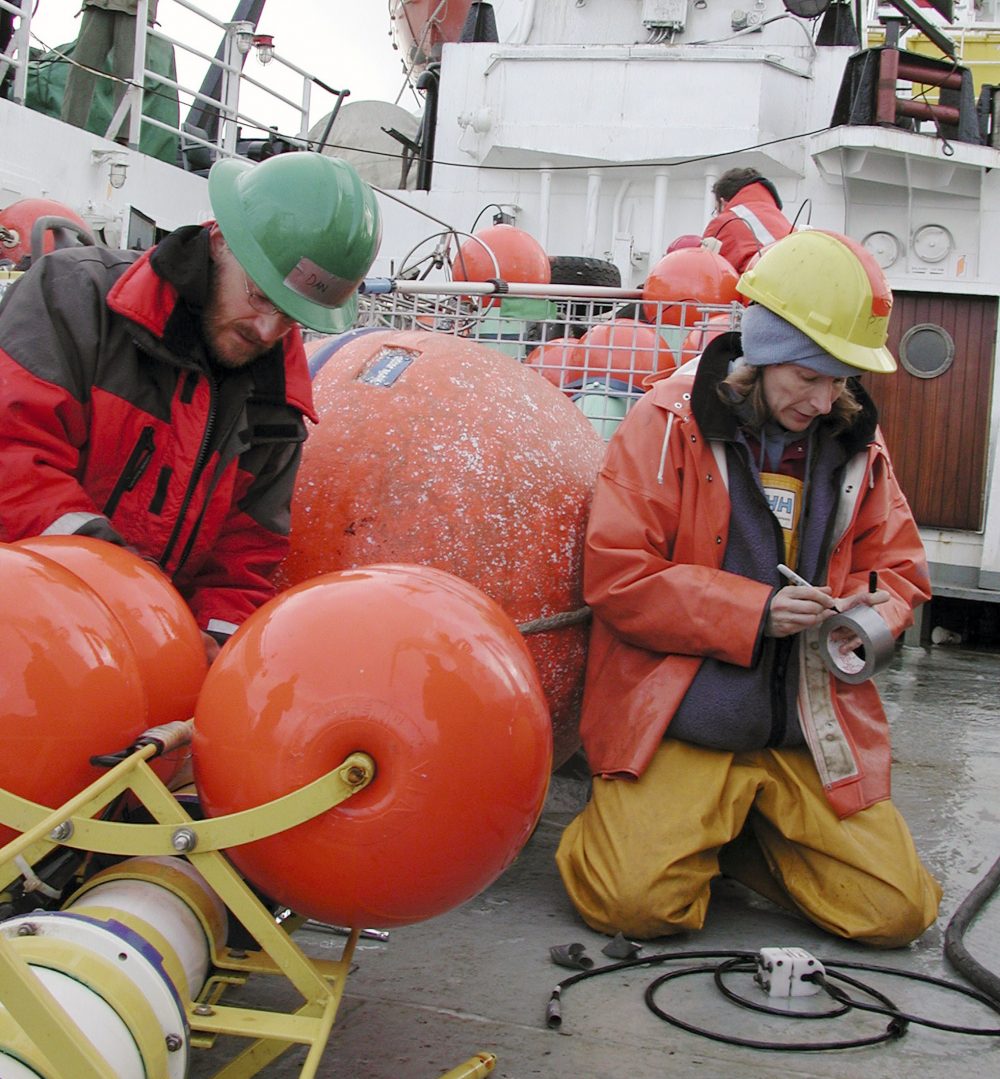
[557,228,941,947]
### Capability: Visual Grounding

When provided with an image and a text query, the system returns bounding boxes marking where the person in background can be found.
[60,0,158,137]
[702,166,793,274]
[0,151,381,662]
[556,229,942,947]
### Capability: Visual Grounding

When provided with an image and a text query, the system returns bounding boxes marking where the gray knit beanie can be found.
[740,303,857,378]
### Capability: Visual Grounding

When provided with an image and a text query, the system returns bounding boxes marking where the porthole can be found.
[898,323,955,380]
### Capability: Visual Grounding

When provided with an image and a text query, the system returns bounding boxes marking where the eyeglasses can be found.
[243,273,294,323]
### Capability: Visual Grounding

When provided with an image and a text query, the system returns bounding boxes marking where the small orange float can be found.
[642,243,740,327]
[0,543,148,845]
[451,224,550,307]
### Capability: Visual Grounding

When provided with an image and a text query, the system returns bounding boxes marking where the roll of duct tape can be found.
[817,605,895,684]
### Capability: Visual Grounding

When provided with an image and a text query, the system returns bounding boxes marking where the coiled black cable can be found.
[546,947,1000,1051]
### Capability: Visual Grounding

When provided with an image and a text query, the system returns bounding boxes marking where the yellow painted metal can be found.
[0,750,375,860]
[0,745,365,1076]
[0,743,498,1077]
[438,1053,498,1078]
[0,932,115,1079]
[0,745,162,890]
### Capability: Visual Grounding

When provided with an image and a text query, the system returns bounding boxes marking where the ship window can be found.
[898,323,954,380]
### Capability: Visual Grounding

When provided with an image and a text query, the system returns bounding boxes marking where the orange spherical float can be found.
[525,335,579,389]
[13,537,207,728]
[665,233,703,254]
[0,544,148,846]
[642,244,740,327]
[451,224,550,308]
[12,537,208,785]
[280,329,605,767]
[0,198,93,266]
[193,563,552,927]
[676,312,737,367]
[568,319,671,390]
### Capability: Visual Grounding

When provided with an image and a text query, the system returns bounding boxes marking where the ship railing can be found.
[0,0,31,104]
[353,279,743,441]
[3,0,346,169]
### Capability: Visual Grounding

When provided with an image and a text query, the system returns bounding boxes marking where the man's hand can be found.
[765,584,838,638]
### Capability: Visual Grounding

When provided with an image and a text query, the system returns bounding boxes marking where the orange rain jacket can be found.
[702,180,792,274]
[580,345,931,819]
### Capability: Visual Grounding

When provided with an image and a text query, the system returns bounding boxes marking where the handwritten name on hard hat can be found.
[286,258,354,307]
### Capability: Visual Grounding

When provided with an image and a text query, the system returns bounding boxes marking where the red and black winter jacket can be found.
[0,225,317,638]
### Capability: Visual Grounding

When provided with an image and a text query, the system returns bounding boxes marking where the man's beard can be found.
[202,272,271,370]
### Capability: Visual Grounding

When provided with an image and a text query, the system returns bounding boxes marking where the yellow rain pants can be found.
[555,740,941,948]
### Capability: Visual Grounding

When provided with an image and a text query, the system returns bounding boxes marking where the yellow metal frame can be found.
[0,745,496,1078]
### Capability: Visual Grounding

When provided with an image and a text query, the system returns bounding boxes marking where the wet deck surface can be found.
[190,642,1000,1078]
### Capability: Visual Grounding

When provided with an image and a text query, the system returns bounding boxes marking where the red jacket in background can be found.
[702,180,793,274]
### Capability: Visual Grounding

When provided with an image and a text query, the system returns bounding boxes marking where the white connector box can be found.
[755,947,824,997]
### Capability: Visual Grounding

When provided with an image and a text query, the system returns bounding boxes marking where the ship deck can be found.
[189,640,1000,1079]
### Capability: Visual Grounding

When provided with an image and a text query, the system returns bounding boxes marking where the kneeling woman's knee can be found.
[558,850,707,939]
[842,883,940,949]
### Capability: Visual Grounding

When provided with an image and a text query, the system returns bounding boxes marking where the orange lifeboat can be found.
[391,0,475,72]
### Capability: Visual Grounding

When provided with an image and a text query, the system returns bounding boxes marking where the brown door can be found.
[860,290,996,531]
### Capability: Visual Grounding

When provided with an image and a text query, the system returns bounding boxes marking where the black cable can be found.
[469,204,509,232]
[545,948,756,1028]
[547,947,1000,1050]
[645,960,905,1051]
[944,853,1000,1004]
[821,958,1000,1035]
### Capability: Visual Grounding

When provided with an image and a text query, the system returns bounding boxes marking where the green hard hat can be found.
[208,152,381,333]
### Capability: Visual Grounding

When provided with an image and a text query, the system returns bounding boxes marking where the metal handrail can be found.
[5,0,346,167]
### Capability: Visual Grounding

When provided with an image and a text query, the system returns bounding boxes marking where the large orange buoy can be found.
[278,329,604,767]
[642,243,740,327]
[0,544,148,846]
[451,224,550,307]
[193,563,552,927]
[0,198,93,266]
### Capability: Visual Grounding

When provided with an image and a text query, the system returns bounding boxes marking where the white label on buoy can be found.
[358,348,418,387]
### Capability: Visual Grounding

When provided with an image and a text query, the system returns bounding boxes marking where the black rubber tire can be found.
[547,255,621,288]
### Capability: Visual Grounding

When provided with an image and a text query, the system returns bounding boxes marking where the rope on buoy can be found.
[517,607,592,635]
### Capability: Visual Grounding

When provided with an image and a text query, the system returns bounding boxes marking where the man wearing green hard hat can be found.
[0,152,381,662]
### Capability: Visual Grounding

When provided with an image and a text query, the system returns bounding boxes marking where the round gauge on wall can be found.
[912,224,954,264]
[861,230,900,269]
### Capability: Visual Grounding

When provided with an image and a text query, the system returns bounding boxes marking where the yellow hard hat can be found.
[736,229,896,374]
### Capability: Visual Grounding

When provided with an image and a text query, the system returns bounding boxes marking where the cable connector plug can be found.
[755,947,824,997]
